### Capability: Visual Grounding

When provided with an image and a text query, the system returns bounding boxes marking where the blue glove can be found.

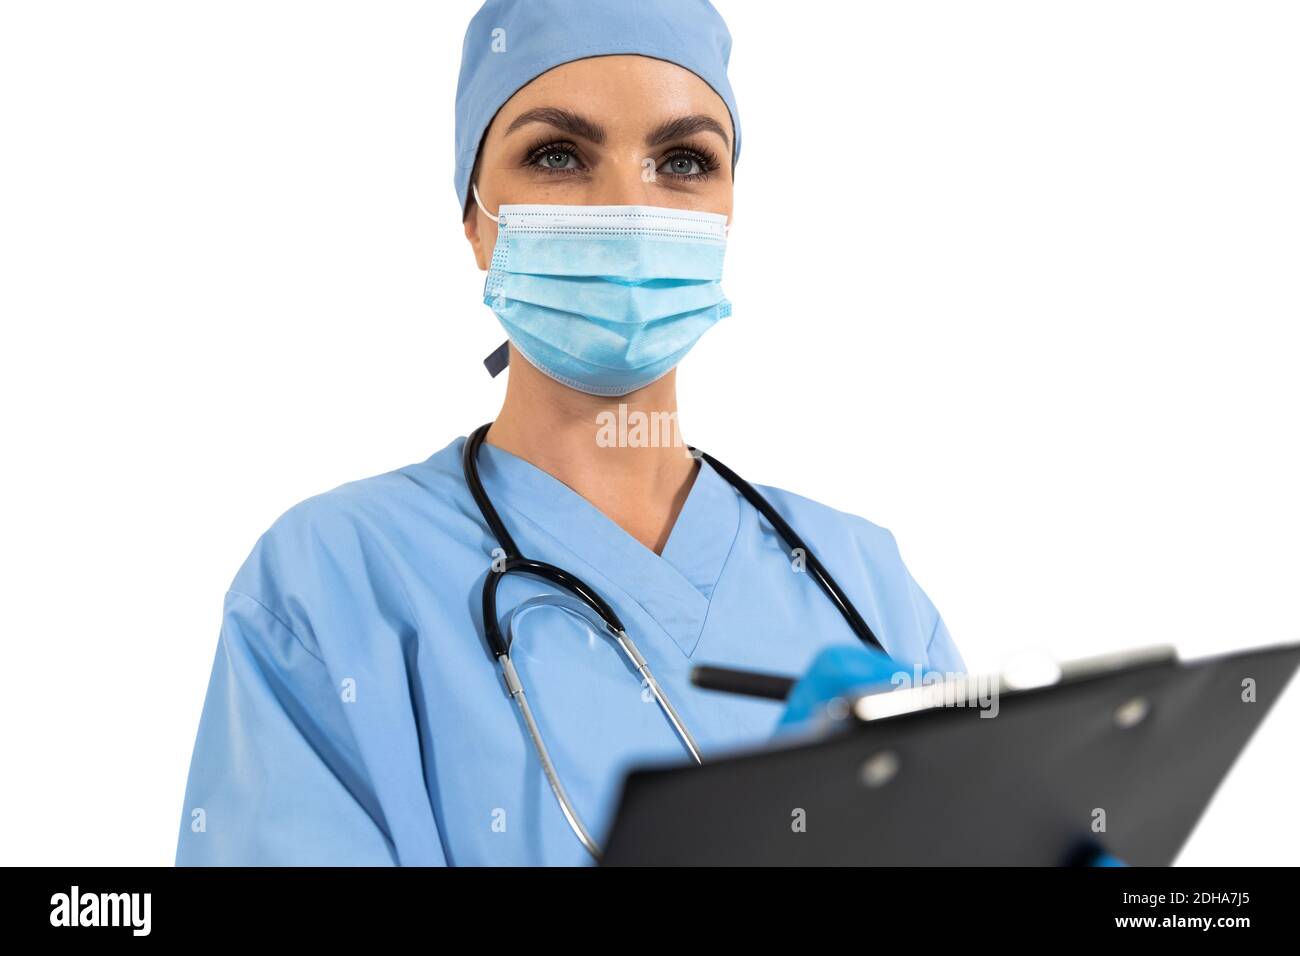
[777,644,901,730]
[1087,849,1129,867]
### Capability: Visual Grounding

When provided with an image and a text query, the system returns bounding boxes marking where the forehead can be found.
[491,54,733,141]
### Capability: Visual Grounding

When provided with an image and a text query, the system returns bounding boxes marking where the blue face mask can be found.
[473,184,732,396]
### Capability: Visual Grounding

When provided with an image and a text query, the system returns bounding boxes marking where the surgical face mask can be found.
[473,183,731,397]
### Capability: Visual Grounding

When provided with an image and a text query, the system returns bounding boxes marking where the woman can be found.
[176,0,964,867]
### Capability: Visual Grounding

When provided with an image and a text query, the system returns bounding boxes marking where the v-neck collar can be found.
[470,438,740,658]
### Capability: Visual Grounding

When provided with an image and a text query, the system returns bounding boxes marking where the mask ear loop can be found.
[474,181,509,377]
[472,182,500,223]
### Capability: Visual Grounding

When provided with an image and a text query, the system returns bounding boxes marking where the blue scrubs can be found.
[175,437,965,865]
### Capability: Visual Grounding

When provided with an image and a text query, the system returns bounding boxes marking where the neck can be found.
[485,347,699,554]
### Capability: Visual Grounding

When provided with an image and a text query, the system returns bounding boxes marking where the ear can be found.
[464,203,491,271]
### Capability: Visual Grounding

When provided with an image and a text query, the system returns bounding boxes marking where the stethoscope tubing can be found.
[464,422,885,655]
[462,420,884,858]
[690,448,884,653]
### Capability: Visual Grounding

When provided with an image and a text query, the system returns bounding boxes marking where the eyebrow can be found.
[645,114,731,151]
[503,107,731,152]
[504,107,606,144]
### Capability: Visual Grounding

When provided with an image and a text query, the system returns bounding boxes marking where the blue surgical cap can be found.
[453,0,741,214]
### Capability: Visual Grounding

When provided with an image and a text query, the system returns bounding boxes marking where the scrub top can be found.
[175,436,964,866]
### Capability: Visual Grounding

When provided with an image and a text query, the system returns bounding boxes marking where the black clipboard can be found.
[600,641,1300,865]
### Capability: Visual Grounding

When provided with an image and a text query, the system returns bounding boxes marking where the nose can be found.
[583,157,658,206]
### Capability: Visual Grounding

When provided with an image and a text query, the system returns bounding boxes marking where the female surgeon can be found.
[175,0,965,866]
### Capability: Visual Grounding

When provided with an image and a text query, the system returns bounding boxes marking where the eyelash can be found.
[660,145,721,181]
[520,139,721,181]
[521,140,582,175]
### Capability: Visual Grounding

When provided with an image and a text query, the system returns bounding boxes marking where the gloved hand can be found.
[777,644,901,731]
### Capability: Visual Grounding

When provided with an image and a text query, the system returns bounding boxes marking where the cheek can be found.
[706,182,733,219]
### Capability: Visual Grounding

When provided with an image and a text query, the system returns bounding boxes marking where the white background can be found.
[1,1,1295,866]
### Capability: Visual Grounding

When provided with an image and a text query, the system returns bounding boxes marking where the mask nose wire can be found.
[471,181,500,223]
[474,180,730,234]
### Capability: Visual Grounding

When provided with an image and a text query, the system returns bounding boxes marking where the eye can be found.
[537,149,578,171]
[523,140,584,174]
[656,146,719,181]
[661,154,703,176]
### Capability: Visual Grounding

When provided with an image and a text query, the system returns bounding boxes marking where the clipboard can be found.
[600,641,1300,865]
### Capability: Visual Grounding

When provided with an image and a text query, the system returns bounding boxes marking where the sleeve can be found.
[924,608,967,675]
[907,569,967,675]
[174,589,403,866]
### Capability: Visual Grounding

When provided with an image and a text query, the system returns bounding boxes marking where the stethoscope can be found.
[462,421,884,858]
